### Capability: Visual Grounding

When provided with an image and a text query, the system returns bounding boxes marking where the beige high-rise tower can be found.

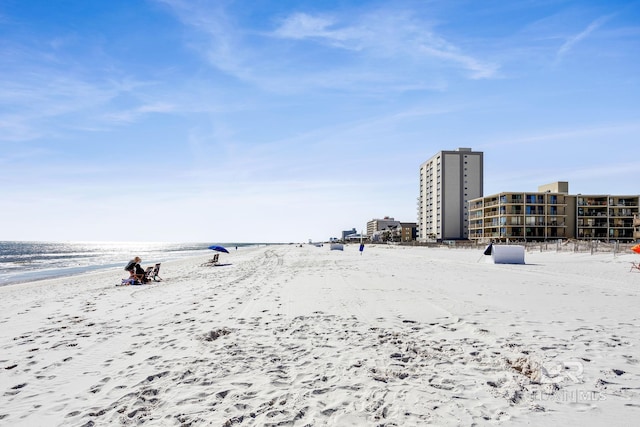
[418,148,483,242]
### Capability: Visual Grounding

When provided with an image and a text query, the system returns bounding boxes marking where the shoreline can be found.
[0,242,272,287]
[1,245,639,426]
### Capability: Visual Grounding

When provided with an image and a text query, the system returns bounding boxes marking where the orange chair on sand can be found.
[630,244,640,272]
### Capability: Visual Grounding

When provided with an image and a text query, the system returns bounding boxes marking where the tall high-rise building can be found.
[418,148,483,241]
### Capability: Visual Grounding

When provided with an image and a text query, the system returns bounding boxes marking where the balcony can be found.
[610,220,634,228]
[610,208,635,217]
[610,229,635,239]
[578,222,608,228]
[525,196,545,204]
[611,198,638,207]
[578,201,607,206]
[578,197,608,206]
[578,209,607,217]
[500,196,524,204]
[502,209,524,215]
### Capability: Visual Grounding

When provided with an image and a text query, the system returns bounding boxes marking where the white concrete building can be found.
[366,217,400,238]
[418,148,483,241]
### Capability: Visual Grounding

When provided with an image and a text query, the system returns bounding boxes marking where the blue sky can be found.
[1,0,639,243]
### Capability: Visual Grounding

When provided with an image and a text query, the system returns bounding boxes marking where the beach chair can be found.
[201,254,220,266]
[146,263,163,282]
[630,262,640,272]
[141,266,154,283]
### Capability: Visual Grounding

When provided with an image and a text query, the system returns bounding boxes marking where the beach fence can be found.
[402,240,638,256]
[523,239,637,256]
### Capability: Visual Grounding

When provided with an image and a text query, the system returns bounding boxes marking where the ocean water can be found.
[0,241,255,286]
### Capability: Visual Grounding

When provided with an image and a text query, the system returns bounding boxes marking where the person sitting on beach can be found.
[124,256,147,284]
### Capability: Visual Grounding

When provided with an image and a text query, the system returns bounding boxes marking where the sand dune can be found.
[1,245,639,426]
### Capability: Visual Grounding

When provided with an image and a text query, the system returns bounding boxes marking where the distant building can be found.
[468,181,639,242]
[399,222,417,242]
[367,220,416,243]
[366,217,401,238]
[345,233,365,242]
[576,194,638,241]
[468,182,574,242]
[418,148,483,241]
[341,228,357,240]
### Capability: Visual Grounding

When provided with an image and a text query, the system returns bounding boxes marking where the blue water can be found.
[0,241,257,286]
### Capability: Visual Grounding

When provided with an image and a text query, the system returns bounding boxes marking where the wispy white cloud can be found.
[0,78,110,142]
[272,13,340,41]
[182,103,461,186]
[0,52,171,140]
[479,121,640,149]
[101,102,176,124]
[418,45,498,80]
[155,1,499,95]
[155,0,249,81]
[0,19,185,141]
[271,11,499,79]
[0,115,45,142]
[556,15,612,62]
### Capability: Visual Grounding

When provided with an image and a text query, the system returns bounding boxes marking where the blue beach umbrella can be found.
[208,245,229,253]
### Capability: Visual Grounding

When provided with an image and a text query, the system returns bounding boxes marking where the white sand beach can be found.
[1,245,639,426]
